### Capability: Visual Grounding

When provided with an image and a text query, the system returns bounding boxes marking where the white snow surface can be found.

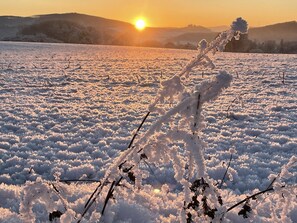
[0,41,296,222]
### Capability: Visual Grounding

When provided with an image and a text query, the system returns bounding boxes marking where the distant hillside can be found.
[36,13,133,31]
[166,32,218,44]
[157,21,297,45]
[0,16,35,39]
[0,13,296,52]
[135,26,213,44]
[249,21,297,42]
[208,26,229,32]
[0,13,137,44]
[0,13,215,47]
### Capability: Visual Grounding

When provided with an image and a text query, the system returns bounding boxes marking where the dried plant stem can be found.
[127,111,150,150]
[78,112,150,222]
[226,186,279,213]
[192,93,201,135]
[84,182,102,208]
[218,154,233,189]
[77,182,102,223]
[59,179,101,184]
[226,93,245,117]
[101,180,116,215]
[282,72,285,84]
[49,183,68,212]
[101,177,123,215]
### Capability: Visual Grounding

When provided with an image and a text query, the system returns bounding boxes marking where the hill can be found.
[0,13,216,48]
[0,13,137,44]
[249,21,297,42]
[0,16,35,39]
[0,13,296,51]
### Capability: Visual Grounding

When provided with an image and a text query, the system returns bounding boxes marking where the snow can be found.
[0,39,296,222]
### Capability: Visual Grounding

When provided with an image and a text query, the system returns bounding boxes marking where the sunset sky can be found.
[0,0,296,27]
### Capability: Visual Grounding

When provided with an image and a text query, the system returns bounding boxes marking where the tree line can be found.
[14,21,297,54]
[224,34,297,54]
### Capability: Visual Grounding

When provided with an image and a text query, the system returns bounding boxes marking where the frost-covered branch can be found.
[225,156,297,220]
[149,17,247,110]
[65,17,248,222]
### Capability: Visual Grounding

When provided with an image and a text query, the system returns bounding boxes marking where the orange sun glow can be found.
[135,19,146,31]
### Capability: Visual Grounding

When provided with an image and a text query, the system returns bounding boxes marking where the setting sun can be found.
[135,19,146,31]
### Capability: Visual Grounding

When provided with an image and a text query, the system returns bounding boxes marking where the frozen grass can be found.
[0,38,297,222]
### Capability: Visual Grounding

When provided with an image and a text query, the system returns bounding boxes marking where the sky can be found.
[0,0,296,27]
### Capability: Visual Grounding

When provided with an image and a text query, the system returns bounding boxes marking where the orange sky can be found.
[0,0,296,27]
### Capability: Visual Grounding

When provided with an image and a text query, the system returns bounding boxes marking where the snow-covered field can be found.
[0,41,296,222]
